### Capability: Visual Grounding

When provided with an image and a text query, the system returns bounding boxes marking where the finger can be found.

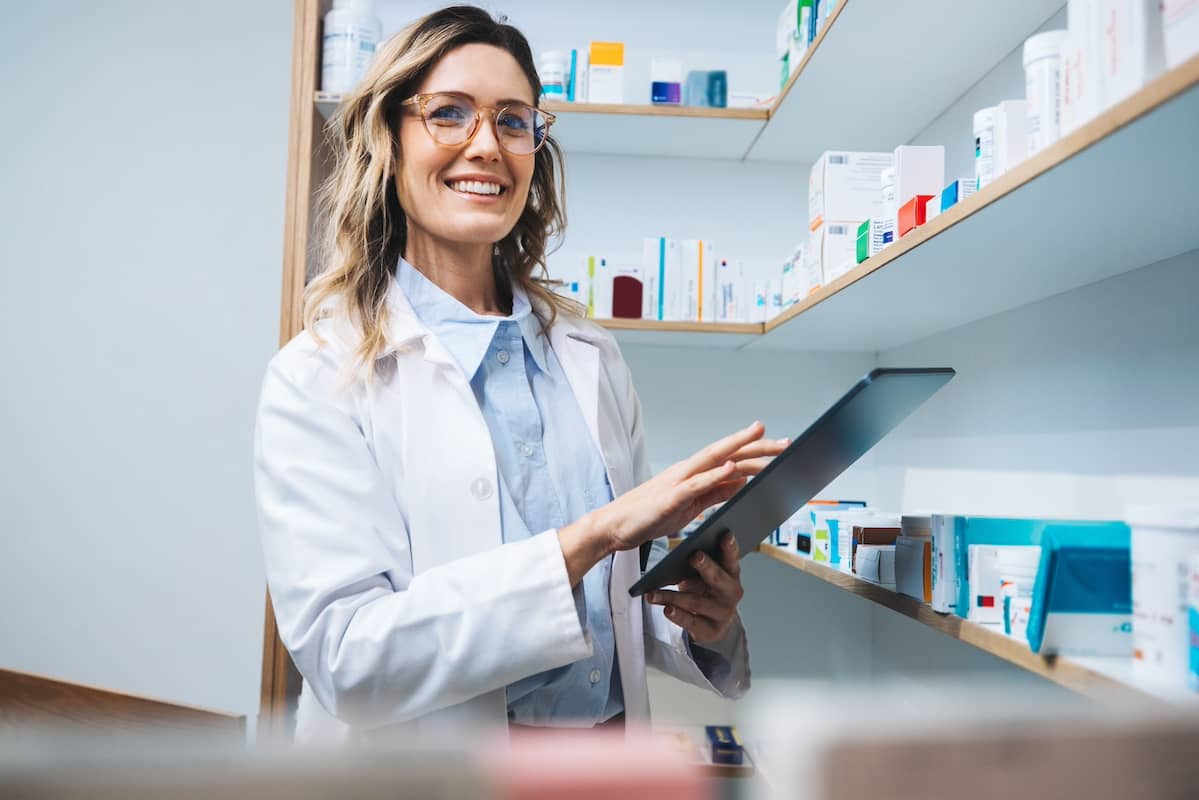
[679,460,737,501]
[648,588,726,621]
[691,480,746,519]
[730,456,775,477]
[663,603,721,642]
[729,437,790,462]
[682,422,765,476]
[719,532,742,580]
[690,550,741,604]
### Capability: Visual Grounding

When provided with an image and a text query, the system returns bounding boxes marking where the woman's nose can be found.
[463,113,503,161]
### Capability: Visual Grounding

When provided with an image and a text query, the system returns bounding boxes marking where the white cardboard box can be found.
[641,237,681,321]
[1061,0,1103,134]
[1097,0,1166,107]
[893,145,945,218]
[808,151,893,231]
[813,221,860,285]
[1163,0,1199,68]
[994,99,1029,178]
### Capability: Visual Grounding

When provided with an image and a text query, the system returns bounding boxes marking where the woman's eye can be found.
[497,112,531,133]
[428,104,470,124]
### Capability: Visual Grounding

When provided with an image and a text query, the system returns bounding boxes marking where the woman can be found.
[254,6,786,740]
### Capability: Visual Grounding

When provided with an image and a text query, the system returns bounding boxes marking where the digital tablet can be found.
[628,367,955,597]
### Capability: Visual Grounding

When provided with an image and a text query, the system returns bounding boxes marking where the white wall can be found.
[0,1,292,722]
[377,0,783,102]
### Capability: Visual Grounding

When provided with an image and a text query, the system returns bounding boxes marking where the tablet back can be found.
[629,367,955,596]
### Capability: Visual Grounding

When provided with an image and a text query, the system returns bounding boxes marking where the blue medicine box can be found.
[1027,525,1132,656]
[705,725,744,765]
[949,517,1128,620]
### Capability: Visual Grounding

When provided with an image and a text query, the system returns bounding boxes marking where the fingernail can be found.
[725,536,735,549]
[665,606,675,617]
[778,437,790,445]
[694,553,705,565]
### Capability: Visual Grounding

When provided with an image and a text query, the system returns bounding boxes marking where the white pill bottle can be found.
[1023,30,1069,156]
[322,0,383,93]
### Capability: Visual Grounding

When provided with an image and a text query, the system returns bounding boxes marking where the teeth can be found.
[450,180,502,196]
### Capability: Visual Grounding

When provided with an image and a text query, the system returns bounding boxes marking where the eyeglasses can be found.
[399,92,556,156]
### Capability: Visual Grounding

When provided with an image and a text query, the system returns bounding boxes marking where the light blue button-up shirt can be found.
[397,259,622,726]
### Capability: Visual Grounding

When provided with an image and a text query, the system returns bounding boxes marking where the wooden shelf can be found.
[747,0,1064,162]
[756,544,1183,703]
[314,53,1199,355]
[596,318,763,349]
[751,55,1199,352]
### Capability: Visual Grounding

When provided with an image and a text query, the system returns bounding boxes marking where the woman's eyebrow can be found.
[429,90,534,106]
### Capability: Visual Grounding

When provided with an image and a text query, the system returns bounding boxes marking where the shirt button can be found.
[470,477,493,500]
[519,443,534,458]
[589,669,602,685]
[496,349,510,365]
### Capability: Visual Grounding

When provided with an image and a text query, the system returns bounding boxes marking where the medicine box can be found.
[994,99,1029,178]
[1060,1,1102,135]
[1028,524,1132,656]
[895,535,932,602]
[714,259,743,323]
[611,271,643,319]
[856,545,896,588]
[808,151,893,231]
[813,221,859,284]
[940,178,976,212]
[851,526,901,573]
[641,237,682,321]
[897,195,934,238]
[781,244,805,308]
[705,725,744,766]
[680,240,715,322]
[1095,0,1166,108]
[966,545,1041,625]
[892,145,945,217]
[588,42,625,104]
[1164,0,1199,68]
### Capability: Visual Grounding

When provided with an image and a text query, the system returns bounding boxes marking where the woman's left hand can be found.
[647,533,744,645]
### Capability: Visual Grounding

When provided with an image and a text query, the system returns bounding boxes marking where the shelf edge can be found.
[756,544,1166,703]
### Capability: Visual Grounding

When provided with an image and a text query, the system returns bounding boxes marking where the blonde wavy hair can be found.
[304,5,574,376]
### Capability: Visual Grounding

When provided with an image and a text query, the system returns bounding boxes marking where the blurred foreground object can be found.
[746,679,1199,800]
[488,726,710,800]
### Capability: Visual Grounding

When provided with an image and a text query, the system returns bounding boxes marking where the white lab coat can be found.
[253,280,749,742]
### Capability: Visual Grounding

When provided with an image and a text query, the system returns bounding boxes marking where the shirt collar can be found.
[396,258,548,377]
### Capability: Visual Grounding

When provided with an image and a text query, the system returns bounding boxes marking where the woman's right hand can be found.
[558,421,786,586]
[598,420,773,553]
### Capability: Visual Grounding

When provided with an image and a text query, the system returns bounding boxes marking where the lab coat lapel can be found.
[385,278,503,571]
[550,326,602,462]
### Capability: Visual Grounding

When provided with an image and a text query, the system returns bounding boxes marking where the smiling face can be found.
[394,43,537,254]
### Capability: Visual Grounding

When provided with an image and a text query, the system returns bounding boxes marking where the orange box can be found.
[589,41,625,67]
[898,194,935,237]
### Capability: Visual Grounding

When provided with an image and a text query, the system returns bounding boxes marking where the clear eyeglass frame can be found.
[398,92,556,156]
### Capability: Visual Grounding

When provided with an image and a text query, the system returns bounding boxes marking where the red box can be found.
[612,275,643,319]
[898,194,935,238]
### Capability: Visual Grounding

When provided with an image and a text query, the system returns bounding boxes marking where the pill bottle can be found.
[973,106,997,190]
[538,51,569,99]
[1023,30,1069,156]
[321,0,383,93]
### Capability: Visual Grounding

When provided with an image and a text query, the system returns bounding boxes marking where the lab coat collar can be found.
[385,260,549,376]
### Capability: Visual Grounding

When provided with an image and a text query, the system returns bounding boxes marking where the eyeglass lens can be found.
[421,94,548,155]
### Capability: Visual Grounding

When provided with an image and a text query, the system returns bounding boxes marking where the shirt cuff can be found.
[684,614,745,683]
